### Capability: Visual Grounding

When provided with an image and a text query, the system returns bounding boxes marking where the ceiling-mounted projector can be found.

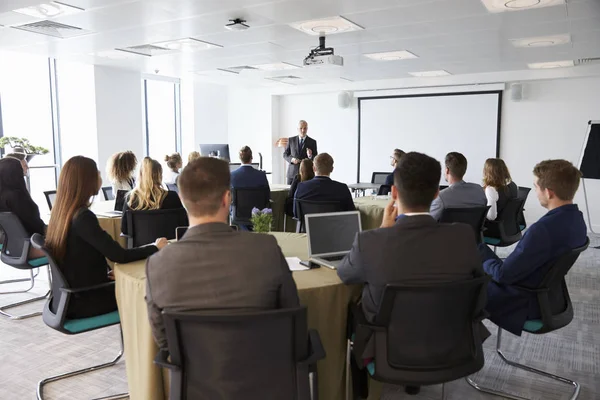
[303,35,343,67]
[225,18,249,31]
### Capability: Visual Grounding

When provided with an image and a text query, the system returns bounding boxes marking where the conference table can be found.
[114,232,363,400]
[353,197,388,230]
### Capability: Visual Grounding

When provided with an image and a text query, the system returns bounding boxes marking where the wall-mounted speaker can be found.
[510,83,524,101]
[338,91,352,109]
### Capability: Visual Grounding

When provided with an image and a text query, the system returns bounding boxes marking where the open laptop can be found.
[95,190,127,217]
[306,211,362,269]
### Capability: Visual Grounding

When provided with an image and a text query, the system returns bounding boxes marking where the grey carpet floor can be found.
[0,237,598,400]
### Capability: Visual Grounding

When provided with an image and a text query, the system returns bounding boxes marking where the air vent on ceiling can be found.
[221,65,258,73]
[575,57,600,66]
[13,20,90,38]
[267,75,302,85]
[116,44,174,57]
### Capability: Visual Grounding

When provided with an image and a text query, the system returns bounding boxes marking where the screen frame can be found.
[306,211,362,257]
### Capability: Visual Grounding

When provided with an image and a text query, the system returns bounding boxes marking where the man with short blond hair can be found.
[481,159,587,336]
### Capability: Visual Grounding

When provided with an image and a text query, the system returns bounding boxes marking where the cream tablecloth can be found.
[90,200,127,248]
[354,197,388,231]
[114,232,361,400]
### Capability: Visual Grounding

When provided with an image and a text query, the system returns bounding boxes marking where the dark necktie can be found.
[300,138,304,150]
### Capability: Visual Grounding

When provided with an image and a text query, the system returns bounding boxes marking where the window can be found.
[143,78,181,160]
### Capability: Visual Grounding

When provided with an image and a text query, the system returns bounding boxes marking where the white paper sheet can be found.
[286,257,309,271]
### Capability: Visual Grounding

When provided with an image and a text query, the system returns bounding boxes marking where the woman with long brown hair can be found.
[482,158,518,220]
[46,156,167,318]
[121,157,182,235]
[106,151,137,192]
[163,153,182,185]
[286,159,315,216]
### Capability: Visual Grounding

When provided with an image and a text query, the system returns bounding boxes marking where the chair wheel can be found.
[405,386,421,395]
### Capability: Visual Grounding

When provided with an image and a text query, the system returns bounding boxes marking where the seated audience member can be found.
[480,160,587,336]
[230,146,269,189]
[0,157,46,259]
[45,156,167,319]
[145,157,300,350]
[163,153,183,184]
[483,158,518,220]
[430,152,487,220]
[294,153,355,216]
[121,157,183,235]
[188,151,201,164]
[385,148,405,186]
[106,151,137,192]
[286,159,315,216]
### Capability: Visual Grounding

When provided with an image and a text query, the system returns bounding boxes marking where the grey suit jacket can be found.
[145,223,300,349]
[430,180,487,220]
[283,136,318,179]
[337,215,485,323]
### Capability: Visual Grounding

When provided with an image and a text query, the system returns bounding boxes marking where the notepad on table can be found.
[286,257,309,271]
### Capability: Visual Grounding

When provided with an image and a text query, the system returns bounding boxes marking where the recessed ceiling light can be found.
[252,62,300,71]
[511,33,570,48]
[479,0,564,13]
[13,2,83,19]
[153,38,222,52]
[194,69,240,77]
[528,60,574,69]
[409,70,451,77]
[364,50,418,61]
[13,20,90,38]
[289,16,363,36]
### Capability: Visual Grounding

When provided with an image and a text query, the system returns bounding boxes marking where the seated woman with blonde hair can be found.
[187,151,201,164]
[121,157,183,235]
[482,158,518,221]
[163,153,182,185]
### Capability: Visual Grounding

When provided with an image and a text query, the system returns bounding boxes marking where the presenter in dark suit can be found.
[283,120,318,184]
[231,146,269,189]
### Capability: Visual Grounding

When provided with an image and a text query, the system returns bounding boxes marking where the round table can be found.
[114,232,361,400]
[91,200,127,248]
[354,197,388,231]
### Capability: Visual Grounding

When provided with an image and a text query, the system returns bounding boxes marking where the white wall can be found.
[193,82,228,153]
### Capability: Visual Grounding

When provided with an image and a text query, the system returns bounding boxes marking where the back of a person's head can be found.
[164,153,182,171]
[0,157,27,192]
[108,151,137,182]
[445,152,468,180]
[394,152,441,210]
[129,157,164,210]
[483,158,512,189]
[314,153,334,176]
[4,152,26,161]
[533,159,582,201]
[188,151,200,164]
[239,146,253,164]
[299,159,315,182]
[178,157,230,218]
[392,148,405,163]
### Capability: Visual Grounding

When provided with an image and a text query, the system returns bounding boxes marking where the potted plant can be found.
[250,207,273,233]
[0,136,49,162]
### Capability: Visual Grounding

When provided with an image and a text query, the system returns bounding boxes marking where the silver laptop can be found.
[306,211,362,269]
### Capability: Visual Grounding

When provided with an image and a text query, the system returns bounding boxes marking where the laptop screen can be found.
[114,190,128,212]
[306,211,362,257]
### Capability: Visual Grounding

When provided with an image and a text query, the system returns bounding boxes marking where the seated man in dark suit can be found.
[480,160,587,336]
[294,152,355,217]
[230,146,269,189]
[384,148,405,186]
[337,152,488,395]
[145,157,299,350]
[429,152,487,220]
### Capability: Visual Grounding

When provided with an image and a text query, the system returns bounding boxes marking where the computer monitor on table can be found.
[199,144,231,162]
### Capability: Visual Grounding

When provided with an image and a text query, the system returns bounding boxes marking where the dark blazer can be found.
[479,204,587,335]
[145,223,300,349]
[384,173,394,187]
[286,174,301,216]
[283,136,318,180]
[294,176,355,217]
[231,165,270,189]
[54,208,158,319]
[337,215,486,323]
[0,189,46,237]
[121,190,183,235]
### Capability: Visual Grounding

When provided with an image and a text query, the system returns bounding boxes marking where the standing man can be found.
[283,120,318,184]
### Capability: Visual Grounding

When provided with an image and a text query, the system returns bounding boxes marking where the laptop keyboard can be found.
[321,255,345,262]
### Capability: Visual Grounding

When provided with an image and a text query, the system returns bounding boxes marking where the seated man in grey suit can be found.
[430,152,487,220]
[145,157,300,350]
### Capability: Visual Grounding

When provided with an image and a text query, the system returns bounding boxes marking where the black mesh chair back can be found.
[125,208,188,248]
[0,212,35,269]
[166,183,178,193]
[484,197,526,246]
[363,276,489,386]
[517,186,531,229]
[231,187,271,226]
[295,199,342,233]
[159,307,324,400]
[101,187,114,201]
[520,238,589,334]
[439,185,449,191]
[439,206,490,244]
[44,190,57,211]
[377,185,391,196]
[371,173,389,185]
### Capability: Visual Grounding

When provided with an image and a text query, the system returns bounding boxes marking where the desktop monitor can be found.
[199,144,231,162]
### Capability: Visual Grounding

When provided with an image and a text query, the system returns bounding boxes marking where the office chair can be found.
[467,238,589,400]
[101,186,114,201]
[347,276,490,400]
[295,199,342,233]
[0,212,50,319]
[155,307,325,400]
[483,197,526,251]
[124,208,188,248]
[371,173,389,185]
[43,190,57,211]
[439,185,449,191]
[439,206,490,244]
[377,185,391,196]
[230,187,271,228]
[30,234,127,400]
[166,183,178,193]
[517,186,531,230]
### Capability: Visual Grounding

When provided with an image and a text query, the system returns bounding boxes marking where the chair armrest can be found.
[300,329,326,367]
[153,349,180,371]
[512,284,548,294]
[60,281,115,294]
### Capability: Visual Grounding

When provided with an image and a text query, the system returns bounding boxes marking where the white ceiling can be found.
[0,0,599,87]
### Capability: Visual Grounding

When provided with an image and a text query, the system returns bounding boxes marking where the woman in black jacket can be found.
[45,156,168,319]
[0,156,46,258]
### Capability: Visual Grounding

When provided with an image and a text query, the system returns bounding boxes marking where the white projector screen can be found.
[358,92,501,184]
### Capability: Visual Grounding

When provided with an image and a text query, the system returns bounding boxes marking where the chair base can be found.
[466,327,580,400]
[37,325,128,400]
[0,268,50,320]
